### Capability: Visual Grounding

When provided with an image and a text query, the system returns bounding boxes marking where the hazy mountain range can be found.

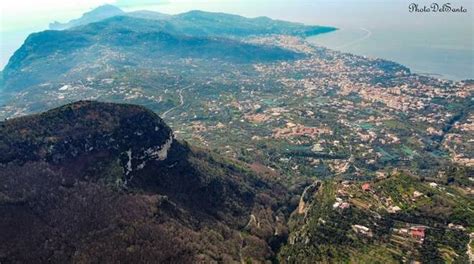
[2,5,335,93]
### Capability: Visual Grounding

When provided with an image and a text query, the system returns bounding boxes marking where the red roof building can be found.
[362,183,371,191]
[410,227,426,241]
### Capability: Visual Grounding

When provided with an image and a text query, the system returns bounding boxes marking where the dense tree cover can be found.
[0,101,291,263]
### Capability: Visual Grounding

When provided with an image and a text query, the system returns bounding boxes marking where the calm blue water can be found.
[1,0,473,80]
[307,26,473,80]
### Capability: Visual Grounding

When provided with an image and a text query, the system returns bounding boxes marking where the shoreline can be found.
[306,27,473,82]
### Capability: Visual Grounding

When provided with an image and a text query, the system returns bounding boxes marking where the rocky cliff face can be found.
[0,101,291,263]
[1,101,173,178]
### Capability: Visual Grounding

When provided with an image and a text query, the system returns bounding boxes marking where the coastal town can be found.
[1,35,472,182]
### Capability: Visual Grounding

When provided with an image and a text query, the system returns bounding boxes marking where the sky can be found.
[0,0,169,32]
[2,0,473,34]
[1,0,375,31]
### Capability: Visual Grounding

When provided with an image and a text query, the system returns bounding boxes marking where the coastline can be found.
[306,27,473,82]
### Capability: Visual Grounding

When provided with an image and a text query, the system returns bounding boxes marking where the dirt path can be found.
[467,233,474,264]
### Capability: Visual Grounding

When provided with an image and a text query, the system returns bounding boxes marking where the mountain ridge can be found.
[0,100,293,262]
[48,4,336,38]
[49,4,126,30]
[3,14,314,92]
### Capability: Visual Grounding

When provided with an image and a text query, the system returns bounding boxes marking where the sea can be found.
[1,0,473,80]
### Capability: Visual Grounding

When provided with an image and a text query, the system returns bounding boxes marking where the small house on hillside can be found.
[410,226,425,242]
[362,183,371,192]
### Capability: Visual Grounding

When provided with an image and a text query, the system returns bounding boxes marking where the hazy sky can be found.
[2,0,472,31]
[1,0,169,32]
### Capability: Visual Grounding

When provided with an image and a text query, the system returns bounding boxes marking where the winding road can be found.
[161,85,189,118]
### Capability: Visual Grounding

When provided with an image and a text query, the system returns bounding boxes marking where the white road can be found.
[161,85,189,118]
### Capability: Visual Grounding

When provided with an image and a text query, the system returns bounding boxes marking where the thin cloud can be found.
[114,0,170,8]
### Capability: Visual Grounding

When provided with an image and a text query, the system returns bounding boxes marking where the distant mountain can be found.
[0,101,291,262]
[48,5,336,38]
[4,6,336,93]
[127,10,171,20]
[3,16,304,92]
[167,10,336,38]
[49,5,125,30]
